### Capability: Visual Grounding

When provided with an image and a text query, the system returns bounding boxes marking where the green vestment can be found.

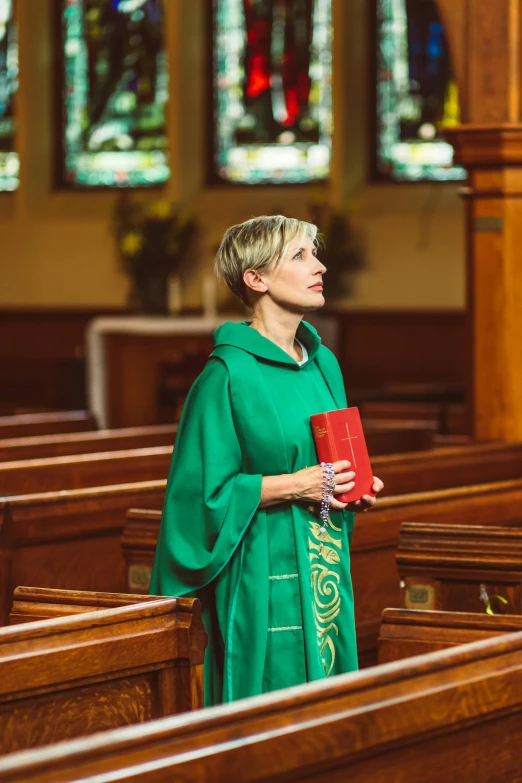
[149,319,358,705]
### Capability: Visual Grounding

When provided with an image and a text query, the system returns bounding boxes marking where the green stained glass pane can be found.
[61,0,169,188]
[376,0,466,182]
[213,0,332,184]
[0,0,19,192]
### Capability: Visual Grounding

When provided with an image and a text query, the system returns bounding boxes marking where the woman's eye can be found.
[293,251,303,260]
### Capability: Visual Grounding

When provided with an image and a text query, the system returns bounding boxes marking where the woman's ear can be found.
[243,269,268,295]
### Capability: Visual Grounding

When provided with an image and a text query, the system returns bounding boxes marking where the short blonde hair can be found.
[214,215,319,307]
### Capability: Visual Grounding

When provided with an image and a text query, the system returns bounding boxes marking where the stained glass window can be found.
[212,0,332,185]
[60,0,169,188]
[0,0,19,192]
[375,0,465,182]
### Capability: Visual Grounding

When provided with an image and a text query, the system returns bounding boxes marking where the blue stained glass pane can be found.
[61,0,169,188]
[0,0,19,192]
[213,0,333,185]
[376,0,466,182]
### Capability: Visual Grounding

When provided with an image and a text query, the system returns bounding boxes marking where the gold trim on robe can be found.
[308,515,342,675]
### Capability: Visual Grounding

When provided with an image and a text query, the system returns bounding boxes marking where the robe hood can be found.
[212,319,322,367]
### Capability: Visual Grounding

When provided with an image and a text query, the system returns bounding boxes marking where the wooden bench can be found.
[361,401,467,435]
[0,411,97,440]
[0,479,166,624]
[0,420,444,496]
[122,509,163,593]
[3,436,517,499]
[122,477,522,664]
[352,477,522,664]
[7,586,165,625]
[396,522,522,614]
[0,597,205,755]
[363,418,439,454]
[372,439,522,496]
[378,607,522,663]
[0,446,172,495]
[0,424,178,462]
[1,631,522,782]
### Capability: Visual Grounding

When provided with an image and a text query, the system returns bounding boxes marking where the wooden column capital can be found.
[446,125,522,168]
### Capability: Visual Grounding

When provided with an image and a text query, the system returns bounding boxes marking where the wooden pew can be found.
[122,509,163,593]
[0,420,431,465]
[0,446,172,495]
[3,436,517,499]
[0,411,97,439]
[0,479,166,624]
[352,478,522,664]
[363,418,439,454]
[396,522,522,614]
[0,598,205,755]
[374,439,522,496]
[0,420,442,496]
[1,632,522,782]
[0,423,433,495]
[7,586,165,625]
[378,608,522,663]
[361,401,467,435]
[0,424,178,462]
[122,477,522,665]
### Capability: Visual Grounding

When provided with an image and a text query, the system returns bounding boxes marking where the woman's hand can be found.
[260,466,384,512]
[345,476,384,513]
[294,460,356,509]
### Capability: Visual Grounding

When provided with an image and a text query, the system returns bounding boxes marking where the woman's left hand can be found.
[345,476,384,513]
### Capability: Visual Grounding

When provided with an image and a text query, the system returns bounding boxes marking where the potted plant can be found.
[112,194,198,315]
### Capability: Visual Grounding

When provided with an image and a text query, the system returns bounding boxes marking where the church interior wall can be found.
[0,0,465,312]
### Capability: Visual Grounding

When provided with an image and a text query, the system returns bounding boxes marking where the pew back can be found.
[122,478,522,661]
[0,598,206,755]
[378,607,522,663]
[8,586,163,625]
[372,440,522,496]
[0,480,166,624]
[0,424,177,462]
[396,522,522,614]
[1,631,522,782]
[0,411,97,439]
[352,477,522,662]
[0,447,172,495]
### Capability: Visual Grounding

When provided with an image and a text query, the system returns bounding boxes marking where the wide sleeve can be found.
[149,357,263,597]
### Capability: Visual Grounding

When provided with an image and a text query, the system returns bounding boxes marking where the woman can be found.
[150,215,384,706]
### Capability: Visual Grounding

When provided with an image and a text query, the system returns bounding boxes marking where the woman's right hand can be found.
[294,460,355,509]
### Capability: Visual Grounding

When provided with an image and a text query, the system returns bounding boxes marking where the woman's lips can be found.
[310,284,323,290]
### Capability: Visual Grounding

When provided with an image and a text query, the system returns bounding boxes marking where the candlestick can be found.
[168,274,182,315]
[202,273,217,318]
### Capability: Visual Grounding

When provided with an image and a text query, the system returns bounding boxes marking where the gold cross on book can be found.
[341,422,358,467]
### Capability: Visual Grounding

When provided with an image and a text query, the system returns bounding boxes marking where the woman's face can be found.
[248,233,327,312]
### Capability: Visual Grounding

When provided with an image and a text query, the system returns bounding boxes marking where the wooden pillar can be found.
[437,0,522,440]
[448,128,522,440]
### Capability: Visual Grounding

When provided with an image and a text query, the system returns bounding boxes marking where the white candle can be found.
[168,274,182,315]
[202,274,217,318]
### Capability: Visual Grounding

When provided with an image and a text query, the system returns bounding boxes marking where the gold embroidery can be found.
[268,626,303,632]
[269,574,299,581]
[309,513,342,676]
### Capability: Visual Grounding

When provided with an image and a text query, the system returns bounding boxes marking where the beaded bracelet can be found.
[319,461,336,532]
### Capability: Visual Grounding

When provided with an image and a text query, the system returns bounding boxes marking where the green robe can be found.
[149,319,358,706]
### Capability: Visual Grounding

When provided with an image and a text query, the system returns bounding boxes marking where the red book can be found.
[310,406,375,503]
